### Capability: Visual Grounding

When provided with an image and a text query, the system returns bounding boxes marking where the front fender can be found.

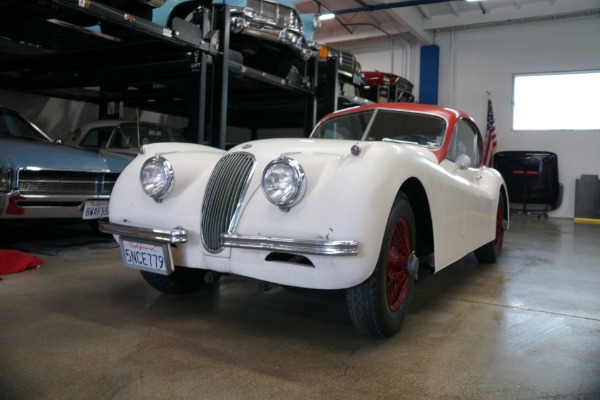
[230,142,439,286]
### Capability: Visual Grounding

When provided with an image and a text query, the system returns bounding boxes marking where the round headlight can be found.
[262,156,306,209]
[140,155,174,200]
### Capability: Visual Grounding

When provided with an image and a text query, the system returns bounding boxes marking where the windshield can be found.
[311,108,446,149]
[111,123,185,148]
[311,111,375,140]
[0,108,50,141]
[366,109,445,148]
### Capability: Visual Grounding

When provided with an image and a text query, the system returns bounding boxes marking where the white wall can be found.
[435,16,600,218]
[336,37,421,95]
[346,16,600,218]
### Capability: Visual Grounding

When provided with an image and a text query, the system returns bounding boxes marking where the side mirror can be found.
[455,154,471,170]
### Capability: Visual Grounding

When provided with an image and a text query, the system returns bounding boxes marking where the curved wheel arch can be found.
[399,178,435,259]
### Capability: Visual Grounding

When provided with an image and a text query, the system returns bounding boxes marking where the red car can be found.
[362,71,415,103]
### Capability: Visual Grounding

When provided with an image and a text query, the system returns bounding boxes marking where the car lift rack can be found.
[0,0,367,148]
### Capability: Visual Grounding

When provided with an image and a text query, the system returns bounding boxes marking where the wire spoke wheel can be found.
[386,218,411,311]
[346,193,416,338]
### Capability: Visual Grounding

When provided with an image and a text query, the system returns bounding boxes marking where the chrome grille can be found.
[339,50,358,75]
[201,152,256,253]
[246,0,299,29]
[17,170,119,195]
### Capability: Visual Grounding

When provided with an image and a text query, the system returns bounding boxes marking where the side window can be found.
[80,128,101,147]
[447,120,480,167]
[80,127,114,148]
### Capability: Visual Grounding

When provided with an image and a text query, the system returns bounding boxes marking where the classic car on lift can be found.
[100,102,509,338]
[92,0,315,79]
[362,70,415,103]
[0,107,130,222]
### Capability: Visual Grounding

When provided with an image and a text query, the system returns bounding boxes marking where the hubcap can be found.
[386,218,412,311]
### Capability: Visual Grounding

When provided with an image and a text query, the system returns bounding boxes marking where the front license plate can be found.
[120,238,174,275]
[82,200,109,220]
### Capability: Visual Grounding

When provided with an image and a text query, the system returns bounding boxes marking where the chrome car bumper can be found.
[222,234,359,256]
[231,16,312,60]
[0,192,110,219]
[99,220,358,256]
[98,220,188,244]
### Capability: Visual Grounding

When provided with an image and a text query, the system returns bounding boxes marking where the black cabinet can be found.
[493,151,562,215]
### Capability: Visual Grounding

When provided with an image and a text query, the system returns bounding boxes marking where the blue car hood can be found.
[0,138,131,172]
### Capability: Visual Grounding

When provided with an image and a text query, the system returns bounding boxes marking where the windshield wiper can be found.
[382,137,439,149]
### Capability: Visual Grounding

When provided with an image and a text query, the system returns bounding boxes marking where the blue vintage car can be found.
[92,0,315,78]
[0,107,131,221]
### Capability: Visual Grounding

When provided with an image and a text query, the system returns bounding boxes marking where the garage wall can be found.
[434,16,600,219]
[0,89,188,140]
[347,15,600,219]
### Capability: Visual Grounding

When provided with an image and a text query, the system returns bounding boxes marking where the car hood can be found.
[0,138,131,172]
[230,138,358,158]
[228,137,438,162]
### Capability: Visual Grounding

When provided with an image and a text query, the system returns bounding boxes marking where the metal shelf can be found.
[0,0,368,148]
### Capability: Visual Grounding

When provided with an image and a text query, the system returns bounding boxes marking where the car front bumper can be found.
[0,191,110,219]
[99,220,358,256]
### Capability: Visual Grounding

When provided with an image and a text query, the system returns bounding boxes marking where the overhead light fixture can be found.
[318,13,335,21]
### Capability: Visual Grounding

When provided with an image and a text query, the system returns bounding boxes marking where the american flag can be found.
[482,97,497,167]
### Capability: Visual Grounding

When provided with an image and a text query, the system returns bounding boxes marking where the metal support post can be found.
[304,57,318,136]
[208,4,230,149]
[389,84,398,102]
[323,57,339,117]
[187,8,211,145]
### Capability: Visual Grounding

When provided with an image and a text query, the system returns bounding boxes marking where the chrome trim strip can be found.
[98,220,188,244]
[222,233,358,256]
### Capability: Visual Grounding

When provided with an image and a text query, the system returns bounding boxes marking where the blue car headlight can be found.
[140,156,174,201]
[262,156,306,210]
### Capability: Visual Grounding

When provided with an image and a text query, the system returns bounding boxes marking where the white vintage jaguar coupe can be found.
[100,103,509,338]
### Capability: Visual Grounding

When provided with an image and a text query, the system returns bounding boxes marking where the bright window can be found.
[513,71,600,130]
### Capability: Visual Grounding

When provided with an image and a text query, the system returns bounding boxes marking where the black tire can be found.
[474,194,505,263]
[140,267,206,295]
[169,1,206,28]
[346,194,416,338]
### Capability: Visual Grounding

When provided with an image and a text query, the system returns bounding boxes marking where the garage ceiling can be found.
[294,0,600,44]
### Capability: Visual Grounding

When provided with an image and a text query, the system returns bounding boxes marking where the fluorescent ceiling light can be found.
[318,13,335,21]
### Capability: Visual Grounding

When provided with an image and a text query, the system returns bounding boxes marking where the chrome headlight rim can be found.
[140,155,174,201]
[261,156,306,210]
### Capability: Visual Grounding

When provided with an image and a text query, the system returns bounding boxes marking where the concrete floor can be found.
[1,215,599,400]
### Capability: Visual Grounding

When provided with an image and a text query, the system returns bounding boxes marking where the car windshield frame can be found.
[0,108,52,142]
[311,108,447,149]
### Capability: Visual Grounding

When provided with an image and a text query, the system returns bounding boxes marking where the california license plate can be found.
[82,200,109,220]
[120,238,174,275]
